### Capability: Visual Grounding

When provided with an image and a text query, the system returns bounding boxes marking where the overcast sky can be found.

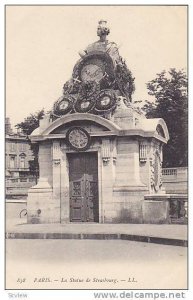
[6,5,187,127]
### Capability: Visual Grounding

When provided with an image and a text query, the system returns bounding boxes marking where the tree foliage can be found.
[142,68,188,167]
[15,109,45,135]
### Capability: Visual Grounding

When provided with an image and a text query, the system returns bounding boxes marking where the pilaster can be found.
[101,137,117,222]
[60,142,70,223]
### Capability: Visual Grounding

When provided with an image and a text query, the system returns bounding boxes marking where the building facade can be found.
[5,118,36,198]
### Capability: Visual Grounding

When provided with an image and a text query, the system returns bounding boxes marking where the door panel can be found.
[68,152,99,222]
[70,179,83,221]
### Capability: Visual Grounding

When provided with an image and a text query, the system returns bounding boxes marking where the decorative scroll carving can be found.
[102,138,111,165]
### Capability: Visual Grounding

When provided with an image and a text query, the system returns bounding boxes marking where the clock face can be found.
[73,53,115,88]
[81,64,104,82]
[66,127,90,151]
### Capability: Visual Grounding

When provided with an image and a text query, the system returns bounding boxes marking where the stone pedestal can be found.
[27,178,57,223]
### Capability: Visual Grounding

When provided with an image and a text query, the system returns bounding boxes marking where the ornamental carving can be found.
[53,159,61,166]
[150,144,163,192]
[74,81,100,113]
[51,20,135,120]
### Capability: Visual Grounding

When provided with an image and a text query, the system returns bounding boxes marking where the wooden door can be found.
[68,152,99,222]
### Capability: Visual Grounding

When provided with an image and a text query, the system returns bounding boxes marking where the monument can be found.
[27,20,169,224]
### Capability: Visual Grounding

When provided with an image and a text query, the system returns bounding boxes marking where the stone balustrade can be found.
[162,167,187,194]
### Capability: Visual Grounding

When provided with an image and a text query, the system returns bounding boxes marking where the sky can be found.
[6,5,187,127]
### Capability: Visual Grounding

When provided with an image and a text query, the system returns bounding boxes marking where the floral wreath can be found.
[94,89,117,112]
[73,80,100,113]
[53,95,74,117]
[74,95,96,113]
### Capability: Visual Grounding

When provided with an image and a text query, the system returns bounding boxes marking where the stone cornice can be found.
[30,128,167,143]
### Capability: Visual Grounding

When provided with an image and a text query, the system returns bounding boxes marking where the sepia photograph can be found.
[5,4,188,292]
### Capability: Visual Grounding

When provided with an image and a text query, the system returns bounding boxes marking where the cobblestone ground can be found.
[6,239,187,290]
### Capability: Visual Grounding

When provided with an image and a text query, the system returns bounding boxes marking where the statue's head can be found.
[97,20,110,40]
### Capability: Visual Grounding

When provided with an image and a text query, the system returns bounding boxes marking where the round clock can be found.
[81,64,104,82]
[66,127,90,151]
[73,53,115,85]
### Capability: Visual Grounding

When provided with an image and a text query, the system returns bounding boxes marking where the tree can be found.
[16,109,45,135]
[16,109,46,177]
[141,68,188,167]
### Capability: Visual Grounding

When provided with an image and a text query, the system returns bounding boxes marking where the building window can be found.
[20,156,26,169]
[10,143,16,152]
[19,143,27,151]
[20,178,27,182]
[9,156,16,169]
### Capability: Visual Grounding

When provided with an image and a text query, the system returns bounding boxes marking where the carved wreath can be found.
[94,89,117,112]
[52,95,75,117]
[73,81,100,113]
